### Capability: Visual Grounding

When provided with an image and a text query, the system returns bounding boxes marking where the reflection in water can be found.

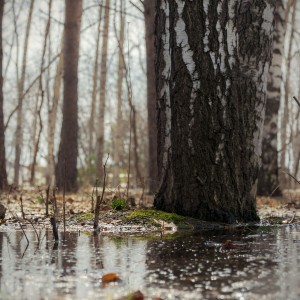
[0,226,300,299]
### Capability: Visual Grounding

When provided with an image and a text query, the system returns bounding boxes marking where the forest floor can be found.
[1,186,300,237]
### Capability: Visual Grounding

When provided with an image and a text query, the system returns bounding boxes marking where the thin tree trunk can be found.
[280,0,296,189]
[258,0,285,196]
[0,0,7,190]
[56,0,82,192]
[144,0,157,194]
[14,0,35,186]
[96,0,110,182]
[88,1,103,158]
[47,44,63,186]
[30,0,52,185]
[113,0,125,187]
[154,0,275,223]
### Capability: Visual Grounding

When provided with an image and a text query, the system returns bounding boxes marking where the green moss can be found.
[74,212,94,222]
[111,198,128,210]
[126,209,185,223]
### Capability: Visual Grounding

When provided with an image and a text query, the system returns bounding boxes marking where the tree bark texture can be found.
[144,0,158,193]
[56,0,82,192]
[258,0,285,196]
[96,0,110,182]
[0,0,7,190]
[154,0,275,223]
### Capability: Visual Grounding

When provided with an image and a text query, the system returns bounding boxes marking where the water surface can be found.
[0,225,300,299]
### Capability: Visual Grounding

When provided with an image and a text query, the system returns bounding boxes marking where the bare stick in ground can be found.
[94,154,109,232]
[50,216,59,241]
[45,184,50,216]
[63,156,66,237]
[19,195,25,219]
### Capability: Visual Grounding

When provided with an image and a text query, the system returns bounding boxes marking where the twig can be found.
[293,96,300,107]
[50,216,59,241]
[63,156,66,237]
[28,219,40,244]
[19,221,29,245]
[282,171,300,185]
[289,212,296,224]
[19,195,25,219]
[45,184,50,216]
[94,154,109,231]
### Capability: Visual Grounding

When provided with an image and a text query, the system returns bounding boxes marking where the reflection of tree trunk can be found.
[56,0,82,192]
[258,0,285,196]
[14,0,35,186]
[144,0,157,194]
[280,0,296,190]
[113,0,125,187]
[47,40,63,186]
[96,0,110,182]
[89,2,103,158]
[30,0,52,185]
[0,0,7,190]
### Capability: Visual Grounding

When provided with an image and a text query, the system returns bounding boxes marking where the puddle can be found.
[0,226,300,299]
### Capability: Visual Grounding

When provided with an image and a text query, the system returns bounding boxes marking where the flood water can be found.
[0,225,300,299]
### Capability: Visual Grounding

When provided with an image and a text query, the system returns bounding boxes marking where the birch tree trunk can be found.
[280,0,296,190]
[14,0,35,186]
[30,0,52,185]
[0,0,7,190]
[96,0,110,182]
[88,2,103,158]
[257,0,285,196]
[56,0,82,192]
[154,0,275,223]
[113,0,125,187]
[144,0,158,194]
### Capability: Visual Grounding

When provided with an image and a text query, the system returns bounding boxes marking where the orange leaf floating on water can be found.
[101,273,120,284]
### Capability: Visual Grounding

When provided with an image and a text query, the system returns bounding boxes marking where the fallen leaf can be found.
[129,290,144,300]
[101,273,120,285]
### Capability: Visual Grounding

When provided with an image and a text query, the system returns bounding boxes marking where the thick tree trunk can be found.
[0,0,7,190]
[56,0,82,192]
[144,0,158,194]
[14,0,35,186]
[113,0,125,187]
[154,0,274,223]
[96,0,110,182]
[258,0,285,196]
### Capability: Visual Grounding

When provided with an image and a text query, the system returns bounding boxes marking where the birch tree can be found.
[113,0,125,186]
[14,0,35,186]
[258,0,285,196]
[0,0,7,190]
[96,0,110,182]
[56,0,82,192]
[144,0,158,194]
[154,0,275,223]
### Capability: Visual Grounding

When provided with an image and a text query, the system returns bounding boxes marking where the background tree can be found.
[56,0,83,192]
[144,0,158,194]
[258,0,285,196]
[0,0,7,190]
[96,0,110,182]
[14,0,35,186]
[154,0,275,223]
